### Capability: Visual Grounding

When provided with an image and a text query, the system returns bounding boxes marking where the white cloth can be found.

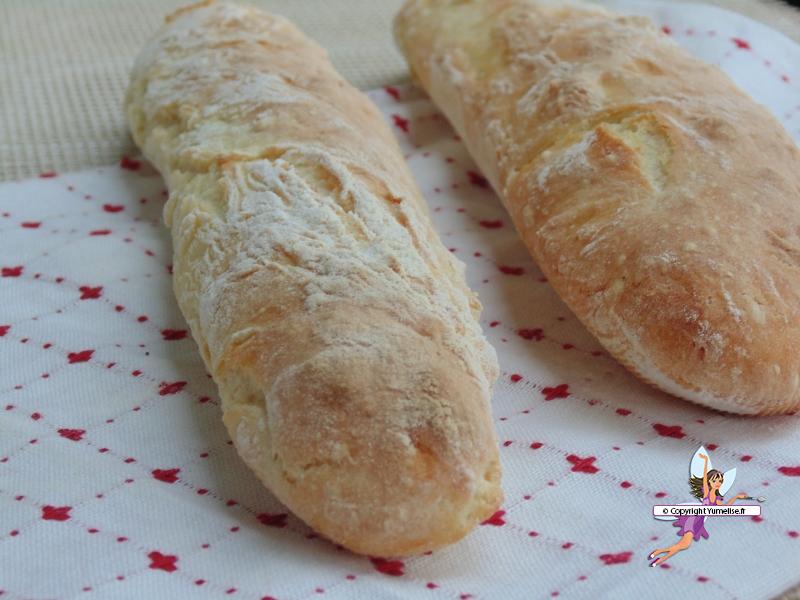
[1,2,799,599]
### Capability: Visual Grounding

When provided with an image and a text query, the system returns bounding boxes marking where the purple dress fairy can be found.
[673,491,717,541]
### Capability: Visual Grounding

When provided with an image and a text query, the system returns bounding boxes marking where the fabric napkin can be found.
[1,1,799,599]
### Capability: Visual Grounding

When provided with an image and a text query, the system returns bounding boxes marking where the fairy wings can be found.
[653,445,737,522]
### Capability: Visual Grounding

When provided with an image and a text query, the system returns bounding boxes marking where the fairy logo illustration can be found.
[648,445,765,567]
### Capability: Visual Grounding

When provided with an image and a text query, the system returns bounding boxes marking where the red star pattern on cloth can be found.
[57,428,86,441]
[161,328,188,341]
[370,558,405,577]
[2,265,24,277]
[147,551,178,572]
[466,170,490,189]
[41,506,72,521]
[119,156,142,171]
[732,37,751,50]
[653,423,687,439]
[498,265,525,276]
[257,512,288,528]
[152,468,180,483]
[78,285,103,299]
[391,114,409,133]
[67,349,94,364]
[599,551,633,565]
[541,384,570,401]
[481,510,507,526]
[2,12,800,596]
[479,219,504,229]
[158,381,187,395]
[517,328,545,342]
[566,454,600,474]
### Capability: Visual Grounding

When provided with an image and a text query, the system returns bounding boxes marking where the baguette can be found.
[125,0,502,556]
[394,0,800,415]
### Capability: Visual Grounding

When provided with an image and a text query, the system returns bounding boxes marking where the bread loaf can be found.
[125,0,502,556]
[394,0,800,415]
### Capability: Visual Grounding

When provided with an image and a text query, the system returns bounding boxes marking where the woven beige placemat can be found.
[0,0,408,181]
[1,0,799,182]
[1,1,799,595]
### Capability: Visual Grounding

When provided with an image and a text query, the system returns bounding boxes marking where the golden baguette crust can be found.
[395,0,800,415]
[125,0,502,556]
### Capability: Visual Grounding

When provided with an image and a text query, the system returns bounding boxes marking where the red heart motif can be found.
[0,325,9,337]
[41,505,72,521]
[103,204,125,213]
[21,222,41,228]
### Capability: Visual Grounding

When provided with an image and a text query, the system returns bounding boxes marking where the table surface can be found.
[1,0,799,181]
[1,1,799,598]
